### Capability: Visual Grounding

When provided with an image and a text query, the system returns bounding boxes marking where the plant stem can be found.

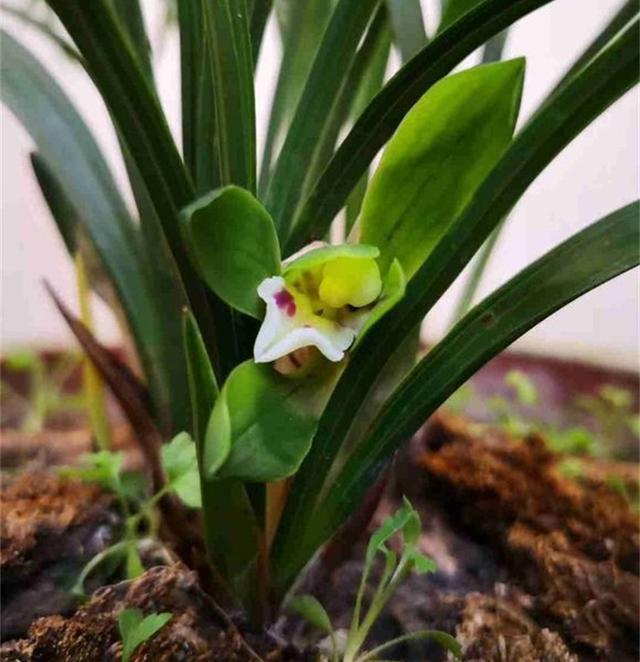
[74,252,110,450]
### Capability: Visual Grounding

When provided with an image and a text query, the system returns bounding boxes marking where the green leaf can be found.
[0,34,158,374]
[258,0,336,194]
[439,0,482,31]
[264,0,380,238]
[366,499,413,562]
[126,546,144,580]
[0,3,81,61]
[60,451,124,494]
[272,23,639,593]
[288,595,334,634]
[407,549,437,574]
[183,310,219,446]
[295,5,392,208]
[505,370,537,406]
[361,58,524,277]
[177,0,220,193]
[386,0,427,62]
[285,0,554,254]
[204,361,319,482]
[162,432,201,508]
[321,201,640,549]
[181,186,281,318]
[202,0,256,192]
[29,154,79,254]
[250,0,273,67]
[42,0,216,348]
[110,0,154,83]
[118,608,172,662]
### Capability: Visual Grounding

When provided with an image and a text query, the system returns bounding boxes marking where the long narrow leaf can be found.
[111,0,154,83]
[202,0,256,193]
[258,0,335,194]
[300,6,391,205]
[43,0,214,329]
[272,17,639,592]
[320,201,640,543]
[1,3,81,61]
[284,0,555,254]
[386,0,427,62]
[264,0,381,239]
[0,31,171,420]
[455,0,639,316]
[250,0,273,67]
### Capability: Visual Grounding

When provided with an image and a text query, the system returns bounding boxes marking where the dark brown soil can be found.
[0,472,119,641]
[0,565,292,661]
[2,411,638,661]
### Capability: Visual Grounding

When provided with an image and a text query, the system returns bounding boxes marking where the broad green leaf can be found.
[204,361,319,482]
[321,201,640,561]
[386,0,427,62]
[202,0,256,193]
[272,22,639,594]
[288,595,334,634]
[361,58,525,277]
[181,186,281,318]
[162,433,201,508]
[259,0,336,194]
[285,0,554,255]
[183,310,219,446]
[264,0,380,238]
[118,608,172,662]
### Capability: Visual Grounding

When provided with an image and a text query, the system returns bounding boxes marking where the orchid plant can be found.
[2,0,638,639]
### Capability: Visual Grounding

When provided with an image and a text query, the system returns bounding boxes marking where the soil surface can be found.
[1,411,638,660]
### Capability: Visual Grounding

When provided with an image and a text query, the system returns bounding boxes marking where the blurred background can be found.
[1,0,638,368]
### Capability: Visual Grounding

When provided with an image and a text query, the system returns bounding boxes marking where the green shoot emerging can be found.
[289,500,461,662]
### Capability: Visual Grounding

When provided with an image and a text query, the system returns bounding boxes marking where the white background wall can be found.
[1,0,638,368]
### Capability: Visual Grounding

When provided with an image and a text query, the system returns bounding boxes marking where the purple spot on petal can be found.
[274,289,297,317]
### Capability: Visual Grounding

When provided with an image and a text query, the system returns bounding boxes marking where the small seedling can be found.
[288,499,461,662]
[2,350,84,433]
[61,433,201,594]
[118,608,172,662]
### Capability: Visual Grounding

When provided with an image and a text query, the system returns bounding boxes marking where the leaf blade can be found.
[285,0,555,254]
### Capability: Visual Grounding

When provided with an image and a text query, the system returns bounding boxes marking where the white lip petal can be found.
[254,276,355,363]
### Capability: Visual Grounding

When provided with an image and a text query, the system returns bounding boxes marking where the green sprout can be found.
[2,350,84,434]
[60,433,200,595]
[288,500,461,662]
[118,608,172,662]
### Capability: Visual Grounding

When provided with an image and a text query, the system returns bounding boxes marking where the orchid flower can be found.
[254,245,385,364]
